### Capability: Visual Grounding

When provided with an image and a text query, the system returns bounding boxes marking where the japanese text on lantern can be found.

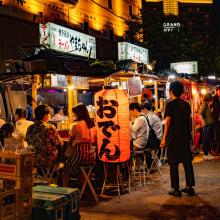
[96,96,121,161]
[95,89,130,163]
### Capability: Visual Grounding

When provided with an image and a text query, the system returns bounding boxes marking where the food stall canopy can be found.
[0,45,117,82]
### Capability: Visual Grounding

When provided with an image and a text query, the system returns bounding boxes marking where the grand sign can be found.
[40,22,96,59]
[163,22,181,32]
[118,42,149,64]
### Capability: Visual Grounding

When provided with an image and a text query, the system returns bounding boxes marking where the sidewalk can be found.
[80,154,220,220]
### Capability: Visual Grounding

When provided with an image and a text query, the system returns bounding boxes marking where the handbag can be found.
[142,115,161,150]
[65,141,76,158]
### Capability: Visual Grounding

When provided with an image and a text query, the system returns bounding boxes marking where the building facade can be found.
[0,0,142,61]
[143,0,213,40]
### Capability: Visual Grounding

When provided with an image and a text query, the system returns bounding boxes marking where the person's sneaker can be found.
[181,187,195,196]
[168,189,182,197]
[203,154,215,161]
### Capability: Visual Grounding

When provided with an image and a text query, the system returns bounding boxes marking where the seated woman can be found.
[26,104,63,172]
[12,108,33,148]
[63,103,96,187]
[0,123,20,151]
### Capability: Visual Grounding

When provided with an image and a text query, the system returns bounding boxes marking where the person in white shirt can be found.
[0,107,5,128]
[12,108,33,147]
[141,101,163,141]
[51,106,66,121]
[129,102,149,151]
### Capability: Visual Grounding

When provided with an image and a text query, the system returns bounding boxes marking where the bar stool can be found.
[132,150,148,187]
[125,159,136,193]
[101,163,125,198]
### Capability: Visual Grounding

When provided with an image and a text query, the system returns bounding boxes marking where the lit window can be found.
[108,0,112,9]
[129,5,133,16]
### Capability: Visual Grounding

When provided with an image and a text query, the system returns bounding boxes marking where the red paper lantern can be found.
[95,89,130,163]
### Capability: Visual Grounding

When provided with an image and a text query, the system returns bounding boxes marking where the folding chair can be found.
[160,147,167,164]
[35,163,64,185]
[80,165,99,203]
[147,149,162,176]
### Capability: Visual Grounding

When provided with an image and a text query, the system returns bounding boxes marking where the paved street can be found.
[81,154,220,220]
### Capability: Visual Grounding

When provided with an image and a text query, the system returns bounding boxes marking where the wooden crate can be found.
[0,152,33,178]
[0,176,33,190]
[16,194,32,220]
[0,190,16,220]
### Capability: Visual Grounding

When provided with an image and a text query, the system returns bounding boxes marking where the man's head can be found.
[141,101,152,115]
[203,93,212,102]
[169,81,184,99]
[129,102,141,119]
[54,106,63,115]
[216,86,220,97]
[15,108,27,120]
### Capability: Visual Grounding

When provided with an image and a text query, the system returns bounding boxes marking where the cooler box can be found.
[33,185,80,220]
[32,192,66,220]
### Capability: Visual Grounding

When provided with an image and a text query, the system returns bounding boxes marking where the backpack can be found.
[142,115,161,150]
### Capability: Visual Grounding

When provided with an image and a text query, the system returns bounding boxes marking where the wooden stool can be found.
[80,165,99,203]
[122,160,136,193]
[132,150,149,187]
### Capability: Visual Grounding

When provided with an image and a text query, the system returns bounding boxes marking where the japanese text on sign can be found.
[40,23,96,59]
[118,42,149,64]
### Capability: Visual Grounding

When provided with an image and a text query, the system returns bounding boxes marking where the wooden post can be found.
[32,75,38,117]
[154,80,158,113]
[6,85,13,115]
[67,76,74,123]
[73,89,78,107]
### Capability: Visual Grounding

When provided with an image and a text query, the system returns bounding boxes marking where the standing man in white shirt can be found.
[129,102,149,151]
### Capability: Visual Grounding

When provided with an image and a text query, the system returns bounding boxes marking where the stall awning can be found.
[0,45,117,82]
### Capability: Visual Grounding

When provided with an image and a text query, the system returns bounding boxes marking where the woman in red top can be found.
[63,103,97,186]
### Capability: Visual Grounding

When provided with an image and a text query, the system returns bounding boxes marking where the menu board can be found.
[127,77,143,97]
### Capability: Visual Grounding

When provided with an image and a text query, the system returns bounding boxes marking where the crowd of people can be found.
[0,82,219,198]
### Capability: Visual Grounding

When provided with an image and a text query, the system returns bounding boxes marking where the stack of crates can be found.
[32,185,80,220]
[0,151,34,220]
[0,190,16,220]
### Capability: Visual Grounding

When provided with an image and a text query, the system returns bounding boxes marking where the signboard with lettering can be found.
[40,23,96,58]
[72,76,89,89]
[171,61,198,74]
[163,23,181,32]
[51,74,67,87]
[118,42,149,64]
[51,74,89,89]
[127,77,142,97]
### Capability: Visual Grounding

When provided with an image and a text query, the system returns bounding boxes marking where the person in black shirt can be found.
[161,81,195,197]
